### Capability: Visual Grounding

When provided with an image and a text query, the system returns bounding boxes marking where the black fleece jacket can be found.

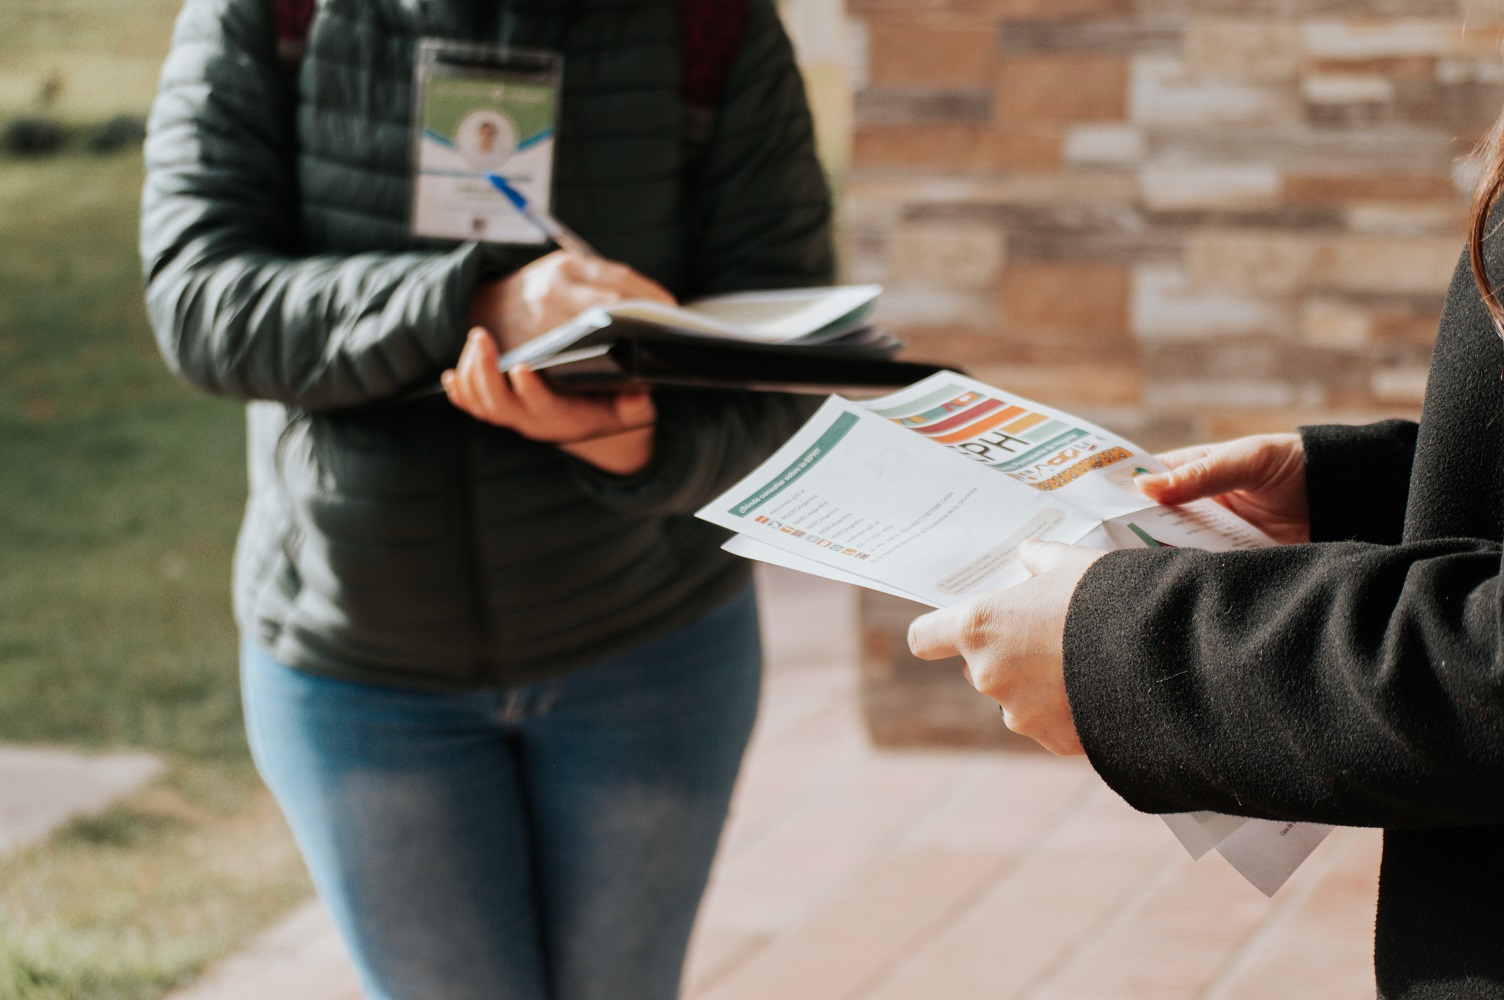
[1064,243,1504,999]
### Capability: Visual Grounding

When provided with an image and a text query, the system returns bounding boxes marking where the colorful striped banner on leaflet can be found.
[869,384,1125,488]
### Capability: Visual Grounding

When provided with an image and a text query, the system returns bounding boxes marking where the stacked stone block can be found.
[849,1,1502,437]
[844,1,1504,745]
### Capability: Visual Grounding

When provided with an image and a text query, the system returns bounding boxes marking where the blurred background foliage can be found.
[0,3,312,997]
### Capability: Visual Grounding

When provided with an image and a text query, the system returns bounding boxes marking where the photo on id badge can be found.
[410,40,561,244]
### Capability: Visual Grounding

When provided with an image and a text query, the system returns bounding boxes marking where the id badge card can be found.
[410,39,562,244]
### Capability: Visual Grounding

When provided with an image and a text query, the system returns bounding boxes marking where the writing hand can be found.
[468,250,675,352]
[907,540,1104,756]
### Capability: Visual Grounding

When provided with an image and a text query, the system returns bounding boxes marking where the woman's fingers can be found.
[448,345,652,445]
[1135,434,1310,543]
[907,544,1100,756]
[569,254,677,305]
[559,280,619,318]
[508,362,596,424]
[506,363,566,423]
[612,267,676,304]
[1136,441,1260,506]
[444,328,523,426]
[613,389,656,427]
[506,363,647,441]
[1151,444,1214,473]
[1140,434,1306,506]
[478,250,674,350]
[1018,538,1085,576]
[464,330,513,417]
[907,606,964,662]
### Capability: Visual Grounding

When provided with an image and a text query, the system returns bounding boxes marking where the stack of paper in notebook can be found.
[497,284,948,394]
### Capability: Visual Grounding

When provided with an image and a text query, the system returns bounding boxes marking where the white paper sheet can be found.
[697,370,1333,896]
[723,535,935,606]
[1160,811,1251,860]
[1215,818,1336,896]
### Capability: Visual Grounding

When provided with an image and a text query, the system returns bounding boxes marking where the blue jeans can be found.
[241,587,762,1000]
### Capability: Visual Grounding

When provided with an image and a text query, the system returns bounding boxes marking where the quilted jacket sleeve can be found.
[570,0,835,515]
[685,0,835,297]
[140,0,479,410]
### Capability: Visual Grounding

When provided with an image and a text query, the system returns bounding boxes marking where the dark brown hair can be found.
[1470,112,1504,334]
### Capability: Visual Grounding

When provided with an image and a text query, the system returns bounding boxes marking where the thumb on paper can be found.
[1019,538,1075,576]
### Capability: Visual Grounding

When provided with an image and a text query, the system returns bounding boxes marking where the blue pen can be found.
[487,174,599,257]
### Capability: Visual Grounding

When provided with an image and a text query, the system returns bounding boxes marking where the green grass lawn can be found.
[0,136,310,1000]
[0,0,182,120]
[0,153,250,759]
[2,7,317,997]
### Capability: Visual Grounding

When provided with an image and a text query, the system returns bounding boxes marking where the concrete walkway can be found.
[0,744,162,854]
[170,569,1380,1000]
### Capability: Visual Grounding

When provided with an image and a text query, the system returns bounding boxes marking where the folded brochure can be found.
[695,370,1333,895]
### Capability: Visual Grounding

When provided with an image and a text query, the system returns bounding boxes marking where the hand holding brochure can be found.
[695,371,1274,607]
[498,284,949,394]
[694,371,1332,895]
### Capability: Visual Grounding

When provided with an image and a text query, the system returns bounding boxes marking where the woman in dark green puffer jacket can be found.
[141,0,833,995]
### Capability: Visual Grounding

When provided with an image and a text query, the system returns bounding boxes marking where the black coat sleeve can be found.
[1063,535,1504,830]
[1301,419,1418,545]
[1061,240,1504,832]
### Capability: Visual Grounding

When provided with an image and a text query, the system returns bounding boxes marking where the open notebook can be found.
[498,285,948,395]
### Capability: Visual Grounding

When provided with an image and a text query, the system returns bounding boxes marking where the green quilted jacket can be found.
[140,0,833,688]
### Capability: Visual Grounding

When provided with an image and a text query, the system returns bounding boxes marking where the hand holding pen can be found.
[442,185,673,462]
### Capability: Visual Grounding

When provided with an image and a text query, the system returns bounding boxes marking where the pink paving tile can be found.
[685,924,770,997]
[1207,828,1381,1000]
[700,759,974,933]
[738,685,868,780]
[164,900,362,1000]
[751,659,859,736]
[837,755,979,819]
[862,788,1180,1000]
[749,685,866,755]
[701,840,886,932]
[719,697,872,857]
[693,850,1003,1000]
[898,755,1097,855]
[722,730,970,869]
[1026,837,1282,999]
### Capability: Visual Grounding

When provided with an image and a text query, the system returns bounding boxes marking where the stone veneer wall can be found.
[843,1,1504,746]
